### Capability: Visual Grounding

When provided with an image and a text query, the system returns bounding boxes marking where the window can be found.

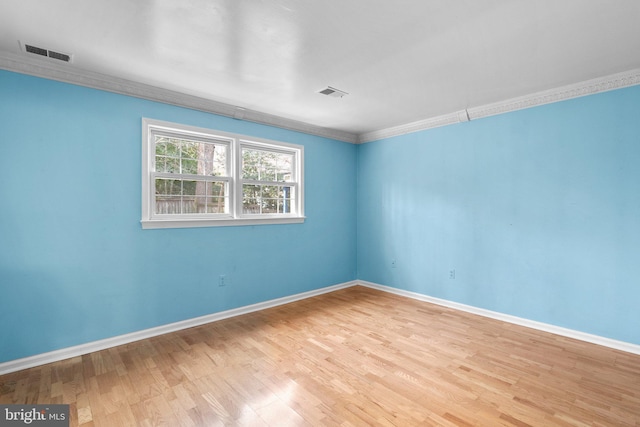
[142,119,304,229]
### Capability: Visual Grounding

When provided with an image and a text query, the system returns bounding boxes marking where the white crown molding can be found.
[358,111,465,143]
[0,52,358,144]
[358,68,640,143]
[358,280,640,356]
[0,281,357,375]
[3,51,639,145]
[467,68,640,121]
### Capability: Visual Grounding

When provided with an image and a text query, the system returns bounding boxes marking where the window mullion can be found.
[233,138,242,218]
[241,179,293,186]
[153,172,230,182]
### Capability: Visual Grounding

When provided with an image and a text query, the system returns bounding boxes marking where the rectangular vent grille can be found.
[23,43,72,63]
[47,50,71,62]
[25,44,48,57]
[318,86,348,98]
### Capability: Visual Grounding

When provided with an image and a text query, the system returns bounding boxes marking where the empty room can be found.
[1,1,639,426]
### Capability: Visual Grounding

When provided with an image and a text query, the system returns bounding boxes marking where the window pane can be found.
[181,141,199,159]
[155,139,167,155]
[242,150,260,180]
[156,196,182,214]
[155,136,227,176]
[200,146,226,176]
[261,198,278,214]
[165,138,180,156]
[242,148,293,181]
[181,159,198,175]
[155,178,227,214]
[155,157,180,173]
[207,182,225,197]
[242,184,295,214]
[181,180,197,196]
[155,178,182,195]
[275,156,294,181]
[262,185,279,195]
[282,186,295,214]
[242,184,260,214]
[194,194,228,214]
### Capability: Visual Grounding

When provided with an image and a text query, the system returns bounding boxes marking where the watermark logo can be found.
[0,405,69,426]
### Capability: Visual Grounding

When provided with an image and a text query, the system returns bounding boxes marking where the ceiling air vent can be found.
[22,42,72,63]
[47,50,71,62]
[25,44,48,57]
[318,86,348,98]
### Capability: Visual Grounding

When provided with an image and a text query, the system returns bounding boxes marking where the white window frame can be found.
[141,118,304,229]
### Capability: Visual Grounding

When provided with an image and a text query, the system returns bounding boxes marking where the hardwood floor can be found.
[1,286,639,426]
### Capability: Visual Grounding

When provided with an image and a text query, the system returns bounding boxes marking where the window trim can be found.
[141,118,305,229]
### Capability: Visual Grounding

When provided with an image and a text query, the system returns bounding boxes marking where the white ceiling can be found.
[1,0,640,140]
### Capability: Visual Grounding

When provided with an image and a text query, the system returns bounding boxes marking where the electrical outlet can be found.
[219,275,226,287]
[449,269,456,279]
[391,259,397,268]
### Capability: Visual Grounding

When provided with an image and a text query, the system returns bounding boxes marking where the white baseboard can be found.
[2,279,638,375]
[0,281,357,375]
[357,280,640,356]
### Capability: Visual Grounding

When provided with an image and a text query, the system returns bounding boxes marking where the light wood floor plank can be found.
[1,286,639,426]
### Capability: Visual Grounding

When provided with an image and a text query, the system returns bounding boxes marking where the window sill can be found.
[141,216,306,229]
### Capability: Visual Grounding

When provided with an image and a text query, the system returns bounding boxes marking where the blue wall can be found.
[2,69,639,364]
[357,85,640,345]
[0,70,357,362]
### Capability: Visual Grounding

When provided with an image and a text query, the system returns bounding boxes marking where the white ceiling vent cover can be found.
[318,86,348,98]
[21,41,73,63]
